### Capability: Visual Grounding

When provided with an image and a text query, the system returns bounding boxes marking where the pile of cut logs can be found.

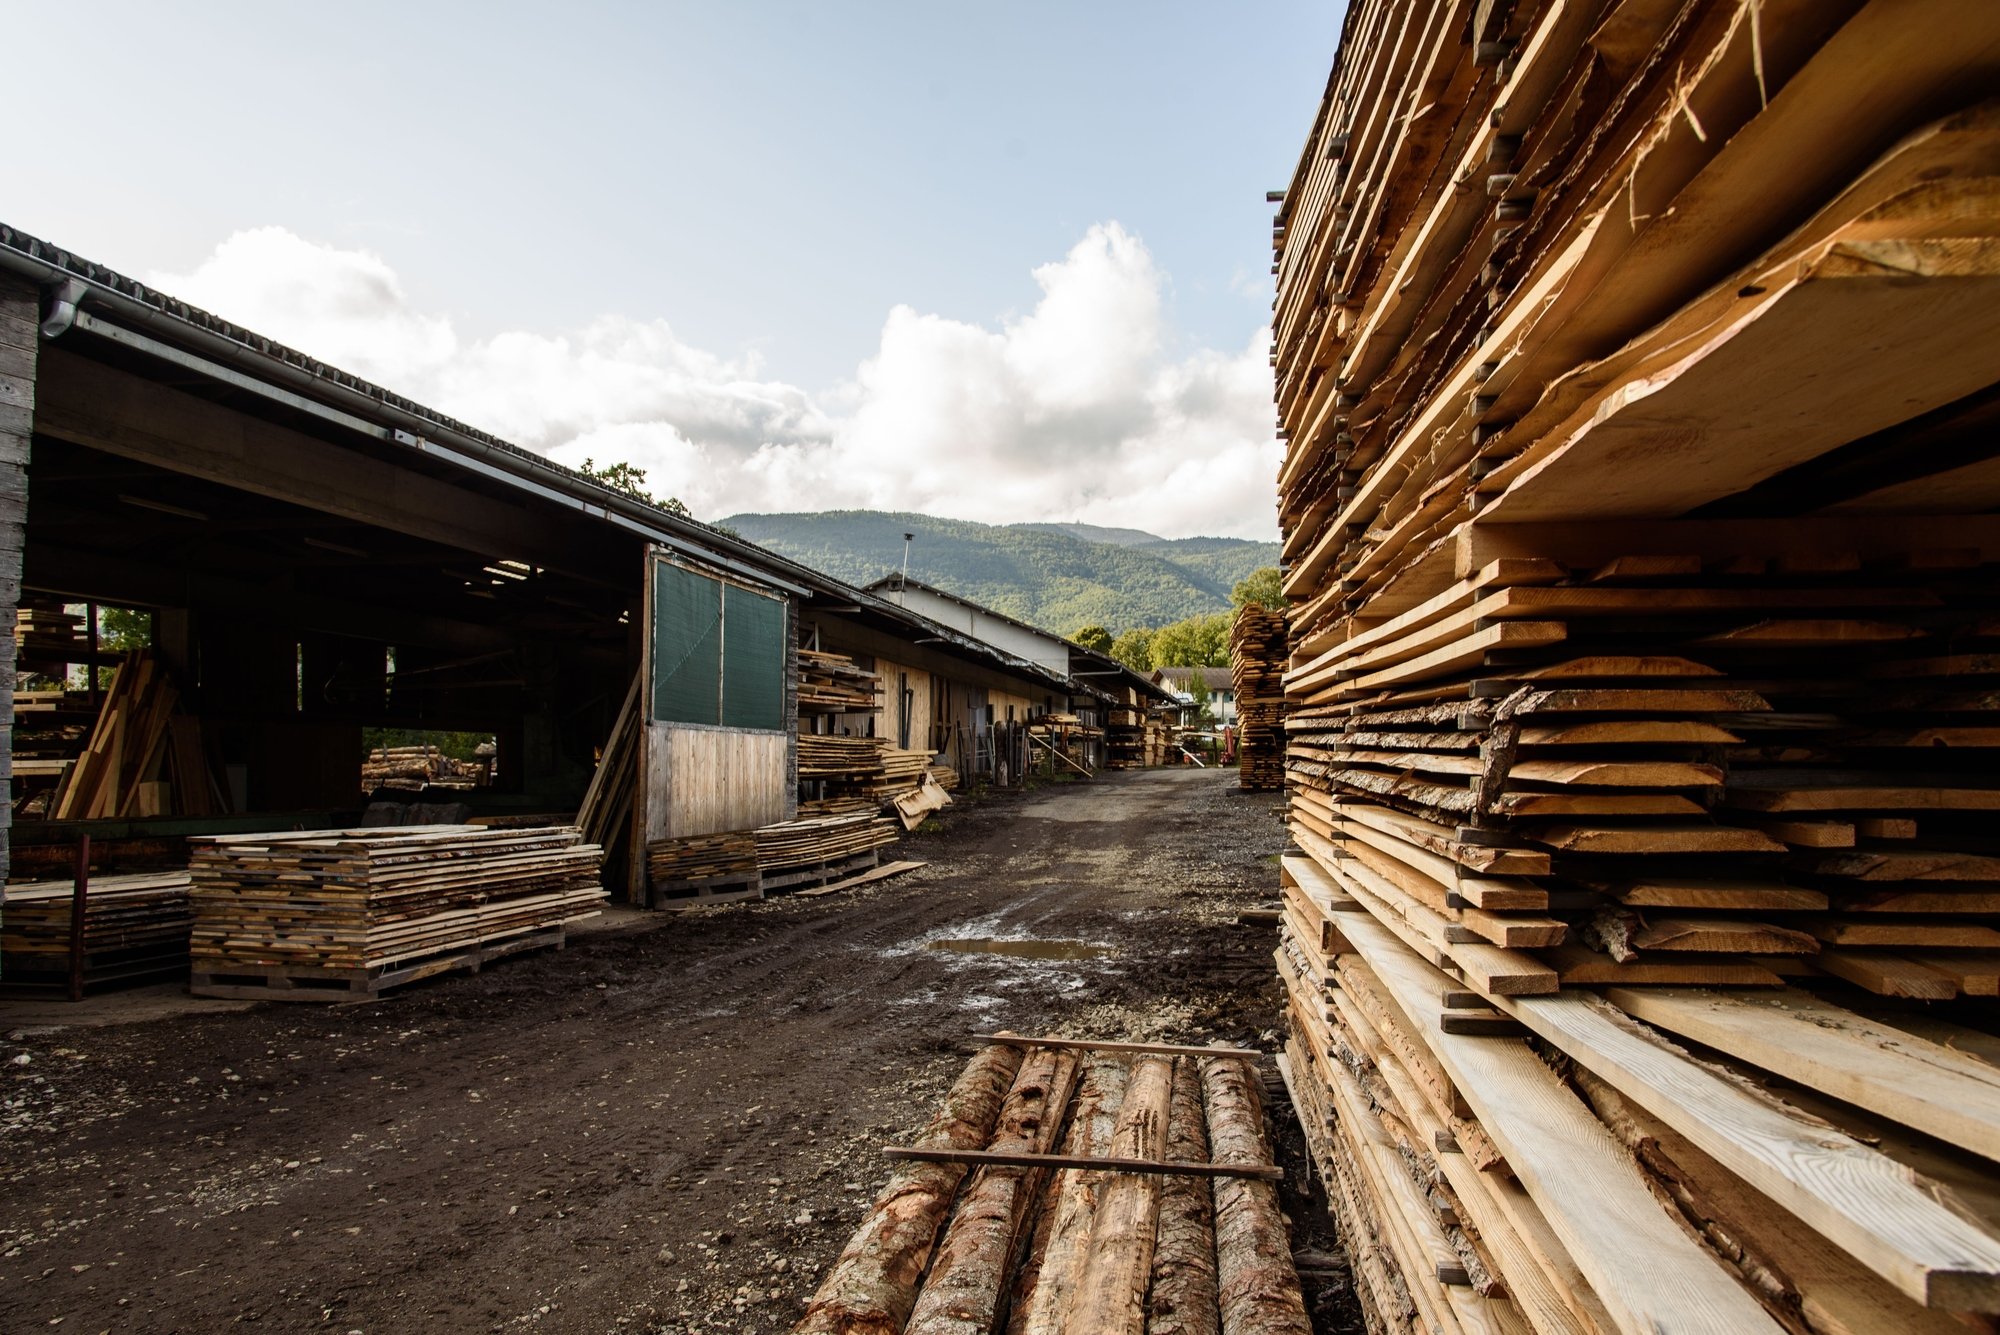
[1270,1,2000,1329]
[360,744,490,793]
[796,1036,1310,1334]
[1229,605,1287,791]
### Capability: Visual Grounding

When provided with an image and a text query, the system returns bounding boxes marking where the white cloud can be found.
[146,223,1279,539]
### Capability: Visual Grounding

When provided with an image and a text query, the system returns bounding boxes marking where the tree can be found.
[577,457,691,519]
[1070,624,1114,655]
[1231,566,1285,612]
[1149,612,1232,668]
[1110,627,1155,673]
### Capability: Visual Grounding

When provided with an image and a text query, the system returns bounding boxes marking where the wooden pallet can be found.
[188,925,565,1002]
[760,849,880,894]
[649,871,762,909]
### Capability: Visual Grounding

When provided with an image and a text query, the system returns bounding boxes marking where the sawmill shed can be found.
[865,572,1173,772]
[0,224,1121,904]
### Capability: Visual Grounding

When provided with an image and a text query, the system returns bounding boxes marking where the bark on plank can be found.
[795,1041,1023,1335]
[1200,1054,1313,1335]
[1147,1056,1221,1335]
[1073,1055,1177,1335]
[904,1047,1080,1335]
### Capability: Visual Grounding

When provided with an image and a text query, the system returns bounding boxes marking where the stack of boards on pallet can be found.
[796,1036,1311,1335]
[1231,605,1288,791]
[186,825,604,1000]
[644,811,905,905]
[0,871,193,991]
[1268,0,2000,1330]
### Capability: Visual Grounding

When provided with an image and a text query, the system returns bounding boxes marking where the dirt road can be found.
[0,767,1358,1333]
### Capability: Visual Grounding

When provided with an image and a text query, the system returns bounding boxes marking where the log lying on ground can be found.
[1201,1055,1312,1335]
[904,1047,1081,1335]
[796,1041,1024,1335]
[1006,1056,1131,1335]
[1147,1057,1221,1335]
[1073,1055,1178,1334]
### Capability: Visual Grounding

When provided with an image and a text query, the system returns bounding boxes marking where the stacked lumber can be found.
[752,812,898,872]
[799,794,879,819]
[14,599,82,664]
[360,744,488,793]
[796,1035,1310,1335]
[926,763,959,793]
[1269,2,2000,1330]
[576,675,638,850]
[798,648,882,713]
[49,651,225,819]
[798,733,889,780]
[187,825,605,976]
[1230,605,1288,791]
[0,871,192,984]
[646,829,758,883]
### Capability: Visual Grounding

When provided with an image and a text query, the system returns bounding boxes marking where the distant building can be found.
[1152,666,1236,727]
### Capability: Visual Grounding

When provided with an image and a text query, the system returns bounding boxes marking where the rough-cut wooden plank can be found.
[1490,988,2000,1311]
[1201,1054,1313,1335]
[1607,988,2000,1166]
[904,1048,1079,1335]
[1331,904,1787,1333]
[796,1042,1023,1335]
[1073,1056,1177,1334]
[1147,1057,1220,1335]
[1008,1058,1129,1335]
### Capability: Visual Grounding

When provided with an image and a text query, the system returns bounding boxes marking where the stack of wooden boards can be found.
[14,598,82,665]
[45,651,225,819]
[186,825,604,999]
[1104,704,1173,771]
[1268,1,2000,1330]
[360,744,489,794]
[753,811,899,874]
[576,675,639,851]
[0,871,192,989]
[798,647,883,714]
[1279,853,2000,1333]
[796,1035,1311,1335]
[645,829,758,885]
[1230,605,1288,791]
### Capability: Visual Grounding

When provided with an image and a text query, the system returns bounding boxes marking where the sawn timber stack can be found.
[186,825,605,999]
[1268,2,2000,1331]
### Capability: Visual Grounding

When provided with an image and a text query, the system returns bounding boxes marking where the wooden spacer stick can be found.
[883,1146,1283,1182]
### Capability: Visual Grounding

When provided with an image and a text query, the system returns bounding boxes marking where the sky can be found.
[7,2,1343,539]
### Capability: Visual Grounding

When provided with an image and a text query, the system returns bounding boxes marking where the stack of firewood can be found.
[1267,1,2000,1330]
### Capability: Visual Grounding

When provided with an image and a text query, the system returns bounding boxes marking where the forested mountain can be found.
[720,510,1279,634]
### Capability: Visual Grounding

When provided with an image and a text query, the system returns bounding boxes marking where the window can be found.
[650,559,787,731]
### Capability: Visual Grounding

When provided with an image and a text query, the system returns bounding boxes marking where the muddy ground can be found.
[0,766,1361,1333]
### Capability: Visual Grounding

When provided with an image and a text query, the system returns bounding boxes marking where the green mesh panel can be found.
[651,561,722,725]
[721,582,786,731]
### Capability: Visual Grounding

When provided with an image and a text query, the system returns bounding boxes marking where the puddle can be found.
[926,937,1117,961]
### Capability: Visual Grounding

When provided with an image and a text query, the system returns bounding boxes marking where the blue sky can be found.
[9,2,1344,536]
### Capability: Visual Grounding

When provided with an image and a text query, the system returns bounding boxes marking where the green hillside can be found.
[720,510,1279,634]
